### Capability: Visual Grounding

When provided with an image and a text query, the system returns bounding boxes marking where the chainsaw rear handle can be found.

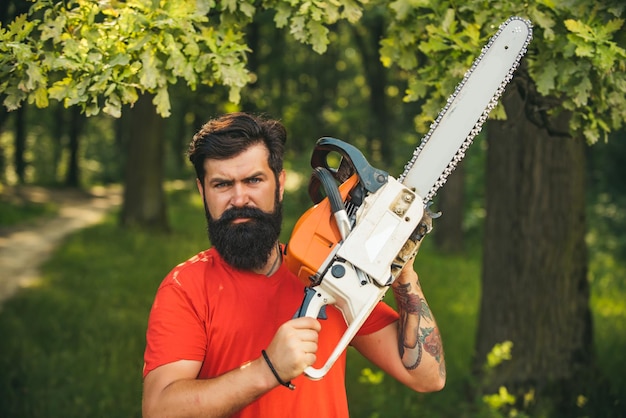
[293,261,389,380]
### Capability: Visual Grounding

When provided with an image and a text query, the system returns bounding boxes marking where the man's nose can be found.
[230,183,250,207]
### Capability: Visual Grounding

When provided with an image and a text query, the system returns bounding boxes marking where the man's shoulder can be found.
[160,248,218,287]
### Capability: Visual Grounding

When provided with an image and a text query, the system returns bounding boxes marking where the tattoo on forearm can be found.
[394,283,422,314]
[419,326,443,362]
[394,281,444,371]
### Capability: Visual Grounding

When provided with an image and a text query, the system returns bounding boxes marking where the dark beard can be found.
[206,202,282,271]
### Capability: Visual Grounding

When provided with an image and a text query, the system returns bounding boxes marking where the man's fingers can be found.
[291,316,322,331]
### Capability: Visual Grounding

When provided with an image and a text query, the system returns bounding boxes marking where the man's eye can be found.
[247,177,262,184]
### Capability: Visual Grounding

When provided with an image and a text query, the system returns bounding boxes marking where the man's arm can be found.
[351,262,446,392]
[142,358,273,418]
[142,317,321,418]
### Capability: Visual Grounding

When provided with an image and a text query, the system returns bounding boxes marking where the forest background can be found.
[0,0,625,417]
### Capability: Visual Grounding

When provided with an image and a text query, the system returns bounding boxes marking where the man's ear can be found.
[196,178,204,199]
[278,170,286,201]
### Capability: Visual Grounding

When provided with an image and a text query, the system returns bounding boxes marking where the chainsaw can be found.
[284,16,532,380]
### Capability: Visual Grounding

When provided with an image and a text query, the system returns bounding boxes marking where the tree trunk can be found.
[473,82,592,413]
[14,106,26,184]
[352,14,391,165]
[120,94,169,231]
[65,106,83,187]
[51,104,65,184]
[433,161,465,253]
[0,109,8,184]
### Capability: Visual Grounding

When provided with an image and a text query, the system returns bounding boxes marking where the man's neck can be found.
[257,242,281,276]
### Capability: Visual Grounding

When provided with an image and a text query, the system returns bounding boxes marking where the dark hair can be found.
[187,112,287,184]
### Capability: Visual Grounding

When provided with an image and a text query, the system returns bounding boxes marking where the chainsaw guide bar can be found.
[400,16,533,203]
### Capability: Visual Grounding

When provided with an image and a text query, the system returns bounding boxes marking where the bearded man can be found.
[142,112,446,418]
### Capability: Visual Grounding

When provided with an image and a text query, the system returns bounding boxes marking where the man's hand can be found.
[264,317,321,383]
[393,257,419,286]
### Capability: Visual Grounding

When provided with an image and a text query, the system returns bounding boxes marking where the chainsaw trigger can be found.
[318,305,328,320]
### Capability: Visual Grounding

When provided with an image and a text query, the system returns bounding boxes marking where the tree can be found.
[120,93,168,229]
[378,1,625,413]
[0,0,29,185]
[65,106,84,187]
[13,106,26,183]
[0,0,368,228]
[479,78,591,413]
[351,8,392,164]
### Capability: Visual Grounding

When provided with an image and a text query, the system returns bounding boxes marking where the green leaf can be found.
[238,1,256,18]
[564,19,592,41]
[38,14,66,42]
[3,87,26,111]
[398,48,418,70]
[528,6,556,40]
[274,4,292,28]
[574,41,594,57]
[341,0,363,23]
[222,0,238,13]
[307,20,329,54]
[102,92,122,118]
[441,8,455,33]
[139,49,159,89]
[419,36,450,54]
[227,85,242,104]
[48,77,73,101]
[119,85,139,104]
[572,76,592,106]
[153,87,171,117]
[25,63,44,91]
[84,96,100,117]
[534,60,558,95]
[390,0,415,21]
[7,14,38,42]
[109,54,131,68]
[33,87,49,108]
[405,77,429,101]
[599,18,624,38]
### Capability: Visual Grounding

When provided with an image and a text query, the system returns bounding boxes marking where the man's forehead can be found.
[203,143,271,178]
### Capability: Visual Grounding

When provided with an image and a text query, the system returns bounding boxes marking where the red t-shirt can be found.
[144,247,399,417]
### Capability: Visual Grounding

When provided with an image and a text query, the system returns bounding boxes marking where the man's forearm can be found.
[142,357,277,418]
[392,275,446,379]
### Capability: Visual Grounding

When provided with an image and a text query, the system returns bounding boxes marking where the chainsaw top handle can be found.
[308,137,388,204]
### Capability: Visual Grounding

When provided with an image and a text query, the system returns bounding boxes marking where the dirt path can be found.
[0,186,122,307]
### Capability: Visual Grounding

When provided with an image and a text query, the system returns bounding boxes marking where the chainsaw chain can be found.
[399,16,533,204]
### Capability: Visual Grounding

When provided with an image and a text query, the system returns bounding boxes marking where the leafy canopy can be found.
[1,0,625,142]
[379,0,626,143]
[0,0,366,117]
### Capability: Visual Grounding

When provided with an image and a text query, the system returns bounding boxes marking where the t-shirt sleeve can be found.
[143,278,207,378]
[356,301,399,336]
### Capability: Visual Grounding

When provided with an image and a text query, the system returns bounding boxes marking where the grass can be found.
[0,186,624,417]
[0,194,57,227]
[0,188,206,417]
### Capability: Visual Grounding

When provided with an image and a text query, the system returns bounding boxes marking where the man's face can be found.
[197,143,286,271]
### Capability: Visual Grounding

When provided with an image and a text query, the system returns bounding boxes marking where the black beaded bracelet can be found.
[261,350,295,390]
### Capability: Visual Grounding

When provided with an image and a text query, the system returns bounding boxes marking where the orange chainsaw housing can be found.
[285,174,360,286]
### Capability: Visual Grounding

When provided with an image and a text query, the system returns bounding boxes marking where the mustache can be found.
[215,206,272,223]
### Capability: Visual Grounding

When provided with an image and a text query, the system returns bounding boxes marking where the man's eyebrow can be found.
[208,171,267,184]
[245,171,267,180]
[207,176,232,185]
